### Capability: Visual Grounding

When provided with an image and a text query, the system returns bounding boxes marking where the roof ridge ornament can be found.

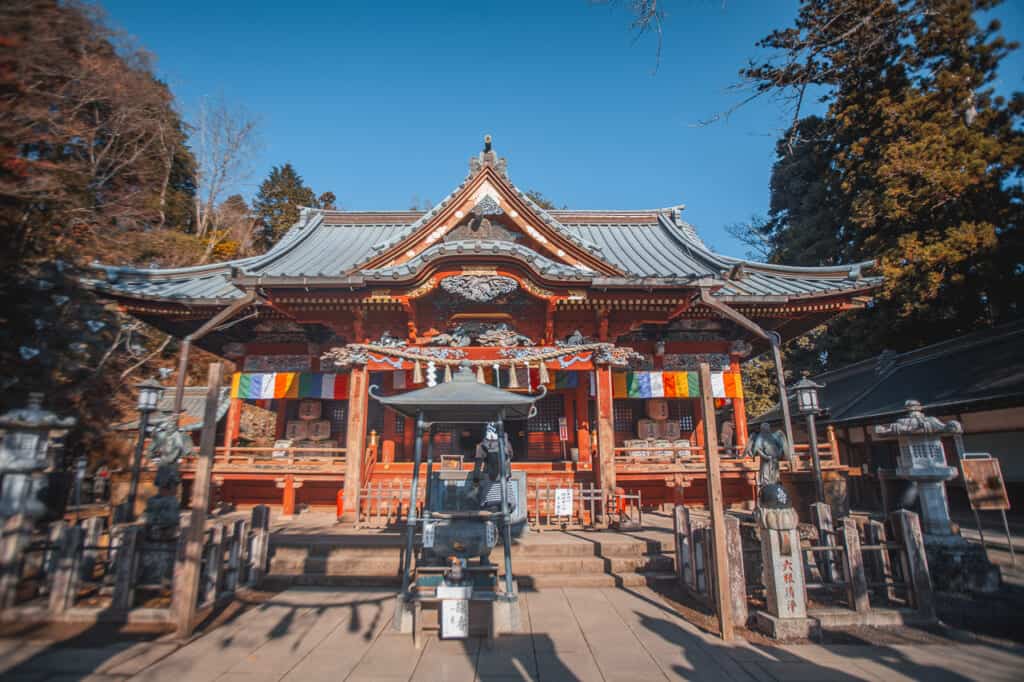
[469,134,508,177]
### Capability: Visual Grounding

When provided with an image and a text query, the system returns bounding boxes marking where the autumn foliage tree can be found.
[0,0,207,457]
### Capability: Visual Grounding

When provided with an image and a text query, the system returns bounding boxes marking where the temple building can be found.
[86,139,880,520]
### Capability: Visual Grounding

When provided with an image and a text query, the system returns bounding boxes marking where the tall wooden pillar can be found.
[594,364,616,499]
[341,364,369,523]
[698,362,734,640]
[729,356,749,449]
[223,397,242,453]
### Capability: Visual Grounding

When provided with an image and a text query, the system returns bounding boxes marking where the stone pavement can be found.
[2,585,1023,681]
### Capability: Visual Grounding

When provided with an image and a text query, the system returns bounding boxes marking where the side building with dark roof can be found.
[754,320,1024,512]
[84,140,881,518]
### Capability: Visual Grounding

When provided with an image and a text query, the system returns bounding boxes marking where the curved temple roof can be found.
[84,149,879,306]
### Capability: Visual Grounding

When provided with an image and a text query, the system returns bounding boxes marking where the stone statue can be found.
[143,418,189,533]
[745,423,791,509]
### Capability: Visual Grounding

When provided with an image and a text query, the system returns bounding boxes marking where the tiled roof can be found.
[753,320,1024,427]
[86,180,877,304]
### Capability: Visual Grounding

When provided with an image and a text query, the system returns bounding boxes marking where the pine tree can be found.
[253,164,318,245]
[743,0,1023,365]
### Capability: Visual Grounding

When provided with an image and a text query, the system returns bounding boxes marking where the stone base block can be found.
[492,596,522,634]
[925,536,1001,594]
[753,610,820,641]
[393,594,414,633]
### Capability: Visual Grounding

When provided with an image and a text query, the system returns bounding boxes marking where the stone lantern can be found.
[874,400,1000,592]
[0,393,76,519]
[874,400,960,537]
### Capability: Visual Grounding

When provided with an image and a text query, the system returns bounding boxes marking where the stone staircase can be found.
[262,531,675,589]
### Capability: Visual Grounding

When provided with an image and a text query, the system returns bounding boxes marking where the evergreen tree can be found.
[742,0,1023,369]
[253,163,318,245]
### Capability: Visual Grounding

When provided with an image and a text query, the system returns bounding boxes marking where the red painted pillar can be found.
[280,474,296,516]
[223,397,242,454]
[730,356,749,449]
[575,377,592,468]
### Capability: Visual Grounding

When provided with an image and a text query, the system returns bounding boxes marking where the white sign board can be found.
[422,521,435,548]
[554,488,574,517]
[558,417,568,442]
[272,439,293,458]
[437,585,472,639]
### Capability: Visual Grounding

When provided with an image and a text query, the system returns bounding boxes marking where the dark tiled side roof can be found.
[753,320,1024,426]
[114,387,232,432]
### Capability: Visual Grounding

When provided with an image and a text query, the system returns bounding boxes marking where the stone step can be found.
[268,553,674,578]
[260,570,675,590]
[269,537,664,561]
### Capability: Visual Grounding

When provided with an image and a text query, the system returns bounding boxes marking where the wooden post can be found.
[80,516,103,582]
[892,509,935,620]
[594,364,617,503]
[672,505,687,589]
[724,514,748,627]
[49,524,83,616]
[0,514,31,610]
[842,517,869,613]
[866,520,897,602]
[203,525,225,605]
[341,364,369,523]
[699,362,734,640]
[810,502,836,583]
[225,519,247,593]
[111,525,141,612]
[247,505,270,586]
[172,362,224,639]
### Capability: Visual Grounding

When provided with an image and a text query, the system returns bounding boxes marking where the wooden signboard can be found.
[962,457,1010,511]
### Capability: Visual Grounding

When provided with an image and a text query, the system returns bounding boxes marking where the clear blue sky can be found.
[100,0,1023,257]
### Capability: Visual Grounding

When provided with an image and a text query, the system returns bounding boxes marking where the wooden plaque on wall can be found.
[962,458,1010,511]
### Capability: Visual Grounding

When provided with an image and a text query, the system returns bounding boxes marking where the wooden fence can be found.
[672,505,934,630]
[0,506,271,625]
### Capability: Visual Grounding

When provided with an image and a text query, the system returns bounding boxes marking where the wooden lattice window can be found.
[669,400,695,432]
[393,411,405,434]
[528,394,565,433]
[325,400,347,441]
[613,404,633,432]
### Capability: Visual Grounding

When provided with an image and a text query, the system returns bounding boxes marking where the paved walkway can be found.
[3,586,1023,681]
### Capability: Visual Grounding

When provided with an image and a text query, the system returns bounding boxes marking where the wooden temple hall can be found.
[86,138,880,521]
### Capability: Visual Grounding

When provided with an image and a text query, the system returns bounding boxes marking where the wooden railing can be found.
[180,446,346,470]
[613,440,840,469]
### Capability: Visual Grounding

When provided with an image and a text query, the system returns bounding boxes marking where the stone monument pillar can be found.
[747,425,817,639]
[874,400,1000,593]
